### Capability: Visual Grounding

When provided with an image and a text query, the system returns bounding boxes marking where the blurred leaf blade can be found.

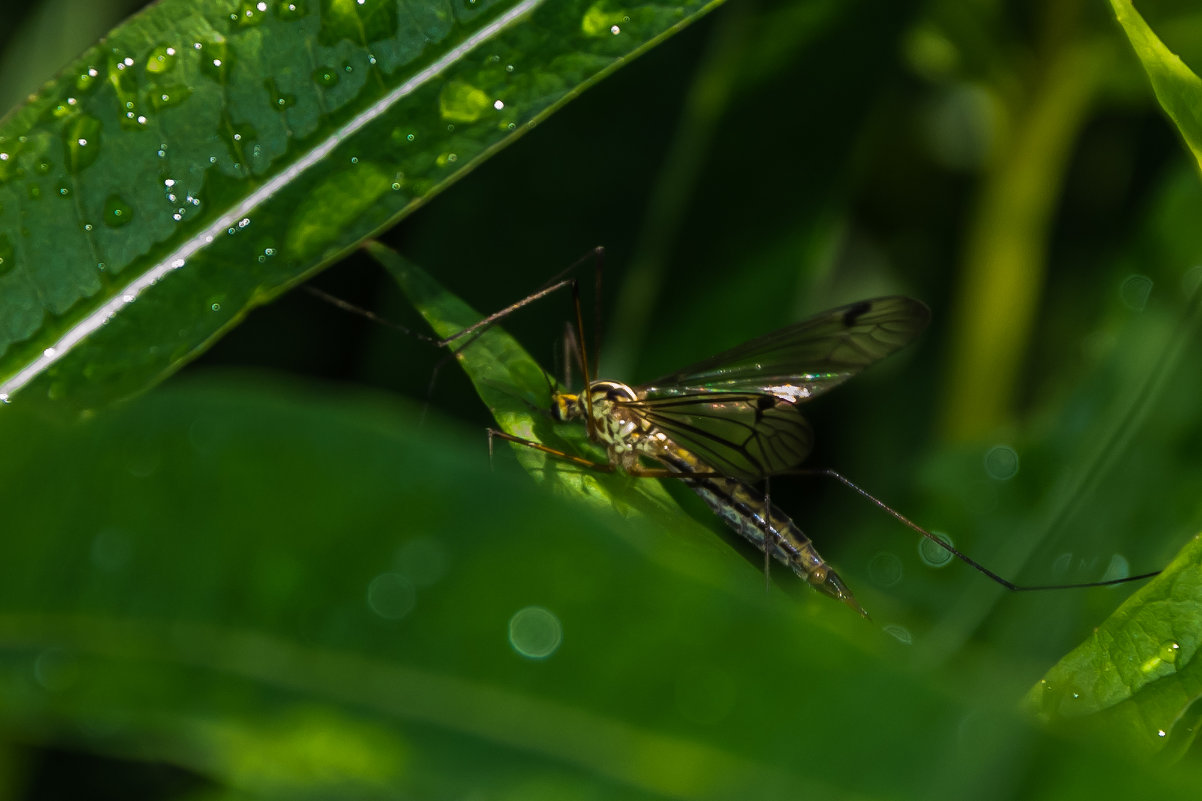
[0,381,779,799]
[0,0,725,413]
[2,377,1199,799]
[1110,0,1202,173]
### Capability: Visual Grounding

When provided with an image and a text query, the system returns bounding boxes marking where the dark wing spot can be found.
[753,394,780,423]
[841,300,873,327]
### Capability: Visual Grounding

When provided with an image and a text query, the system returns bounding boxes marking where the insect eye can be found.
[552,394,578,421]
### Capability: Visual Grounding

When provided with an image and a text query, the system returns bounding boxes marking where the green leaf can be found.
[1110,0,1202,173]
[0,380,791,799]
[10,0,1202,794]
[368,241,735,577]
[0,0,725,413]
[365,241,764,606]
[2,376,1199,799]
[1024,533,1202,757]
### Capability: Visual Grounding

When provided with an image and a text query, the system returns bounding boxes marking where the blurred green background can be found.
[4,0,1202,798]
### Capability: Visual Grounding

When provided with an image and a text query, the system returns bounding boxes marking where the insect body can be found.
[315,256,1160,610]
[556,378,865,612]
[544,297,931,615]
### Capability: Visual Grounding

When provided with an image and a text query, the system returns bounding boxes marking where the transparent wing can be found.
[628,393,815,481]
[642,296,930,403]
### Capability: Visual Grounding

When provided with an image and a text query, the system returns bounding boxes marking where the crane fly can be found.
[487,296,931,617]
[311,249,1161,616]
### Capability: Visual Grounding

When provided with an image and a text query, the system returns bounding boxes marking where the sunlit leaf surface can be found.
[0,0,723,413]
[1111,0,1202,173]
[1026,534,1202,756]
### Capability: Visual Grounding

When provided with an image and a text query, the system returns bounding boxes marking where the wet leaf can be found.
[1025,533,1202,757]
[370,241,717,551]
[0,0,725,413]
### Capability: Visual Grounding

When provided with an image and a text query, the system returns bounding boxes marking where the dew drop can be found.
[265,77,297,110]
[868,551,903,587]
[983,444,1019,480]
[366,572,416,620]
[918,531,955,568]
[312,66,339,87]
[1120,274,1153,312]
[75,67,101,93]
[65,114,102,172]
[1099,553,1130,583]
[151,85,192,109]
[198,39,232,81]
[102,194,134,227]
[275,0,307,20]
[231,0,268,27]
[508,606,563,659]
[144,45,178,75]
[882,624,912,645]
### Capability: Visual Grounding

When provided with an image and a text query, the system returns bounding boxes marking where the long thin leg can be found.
[762,476,773,590]
[488,429,616,473]
[439,247,604,353]
[488,429,741,479]
[493,430,803,597]
[304,247,605,378]
[796,467,1161,590]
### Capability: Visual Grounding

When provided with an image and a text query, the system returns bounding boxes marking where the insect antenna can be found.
[301,282,467,425]
[303,246,606,386]
[301,286,436,342]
